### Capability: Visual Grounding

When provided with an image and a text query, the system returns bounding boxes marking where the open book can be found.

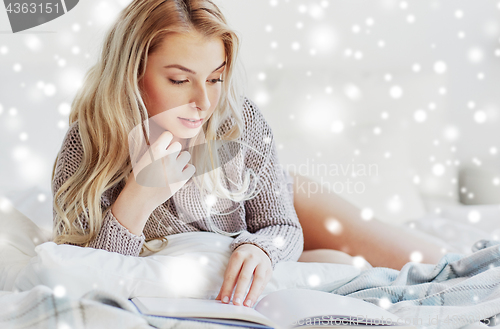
[129,288,418,329]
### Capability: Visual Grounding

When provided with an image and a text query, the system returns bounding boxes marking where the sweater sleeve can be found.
[52,121,145,256]
[228,98,304,270]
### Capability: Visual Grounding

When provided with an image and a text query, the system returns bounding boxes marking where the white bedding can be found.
[2,195,500,329]
[0,200,360,304]
[402,204,499,255]
[2,196,498,302]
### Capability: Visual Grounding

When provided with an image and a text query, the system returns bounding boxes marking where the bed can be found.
[1,189,500,329]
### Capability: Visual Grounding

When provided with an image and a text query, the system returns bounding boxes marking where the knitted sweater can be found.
[52,97,304,270]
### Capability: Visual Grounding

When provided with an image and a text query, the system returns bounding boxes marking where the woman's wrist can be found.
[124,171,160,213]
[111,174,156,235]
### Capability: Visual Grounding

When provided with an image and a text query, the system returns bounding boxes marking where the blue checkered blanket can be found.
[332,239,500,329]
[1,239,499,329]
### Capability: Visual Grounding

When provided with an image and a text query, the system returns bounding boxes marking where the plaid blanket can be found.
[0,284,254,329]
[332,239,500,329]
[1,239,499,329]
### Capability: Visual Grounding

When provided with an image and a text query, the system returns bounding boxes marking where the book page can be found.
[254,288,407,328]
[131,296,277,328]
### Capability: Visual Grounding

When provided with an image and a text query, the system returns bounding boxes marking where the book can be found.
[129,288,418,329]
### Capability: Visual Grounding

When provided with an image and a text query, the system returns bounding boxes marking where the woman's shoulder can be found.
[230,97,276,164]
[64,120,81,143]
[69,119,79,130]
[241,96,263,123]
[61,121,83,152]
[57,120,84,168]
[216,96,268,137]
[53,120,85,192]
[241,96,259,114]
[241,97,273,139]
[240,96,273,143]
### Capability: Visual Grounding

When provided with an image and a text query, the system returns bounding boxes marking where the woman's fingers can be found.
[231,260,258,306]
[241,264,270,308]
[176,151,193,174]
[133,131,174,181]
[134,131,194,190]
[217,256,244,304]
[216,244,273,307]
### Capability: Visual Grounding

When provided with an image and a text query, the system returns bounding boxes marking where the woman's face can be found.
[139,30,226,141]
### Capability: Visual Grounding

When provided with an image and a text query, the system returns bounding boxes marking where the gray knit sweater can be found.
[52,97,304,270]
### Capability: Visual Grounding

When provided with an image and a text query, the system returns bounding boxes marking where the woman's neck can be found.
[172,136,189,150]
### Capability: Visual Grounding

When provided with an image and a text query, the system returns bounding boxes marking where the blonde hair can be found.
[52,0,263,254]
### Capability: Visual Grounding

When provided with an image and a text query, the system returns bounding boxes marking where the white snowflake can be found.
[331,120,344,134]
[53,285,66,298]
[410,251,423,263]
[389,85,403,99]
[432,163,445,176]
[273,235,285,248]
[433,61,447,74]
[454,10,464,19]
[325,218,342,234]
[361,208,374,220]
[307,274,321,287]
[379,297,392,309]
[468,47,484,63]
[468,210,481,223]
[414,109,427,123]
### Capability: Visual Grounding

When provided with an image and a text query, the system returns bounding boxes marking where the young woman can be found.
[52,0,448,309]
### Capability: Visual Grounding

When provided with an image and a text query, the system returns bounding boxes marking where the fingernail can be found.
[222,296,229,303]
[234,297,241,305]
[245,299,252,307]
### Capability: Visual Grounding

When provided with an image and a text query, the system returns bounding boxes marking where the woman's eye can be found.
[169,79,187,85]
[209,78,224,84]
[169,78,224,86]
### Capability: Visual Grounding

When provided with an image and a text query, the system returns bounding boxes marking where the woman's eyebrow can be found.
[163,61,226,74]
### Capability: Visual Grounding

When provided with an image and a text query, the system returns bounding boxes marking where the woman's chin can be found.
[177,126,204,138]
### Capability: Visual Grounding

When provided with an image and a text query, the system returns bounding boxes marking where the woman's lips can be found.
[180,117,202,121]
[178,117,203,128]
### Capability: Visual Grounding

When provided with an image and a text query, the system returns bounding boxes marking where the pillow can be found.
[13,236,229,300]
[0,198,52,291]
[2,186,54,233]
[439,204,500,233]
[12,231,360,303]
[2,200,360,302]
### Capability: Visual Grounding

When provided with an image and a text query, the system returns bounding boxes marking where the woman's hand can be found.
[215,244,273,308]
[128,130,195,210]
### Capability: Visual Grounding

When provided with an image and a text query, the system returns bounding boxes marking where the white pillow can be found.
[0,199,52,291]
[12,231,360,303]
[13,236,229,300]
[2,186,54,233]
[2,200,360,302]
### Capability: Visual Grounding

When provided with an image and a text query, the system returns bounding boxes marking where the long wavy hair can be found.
[52,0,263,254]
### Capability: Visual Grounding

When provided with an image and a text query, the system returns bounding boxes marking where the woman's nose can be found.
[191,83,211,112]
